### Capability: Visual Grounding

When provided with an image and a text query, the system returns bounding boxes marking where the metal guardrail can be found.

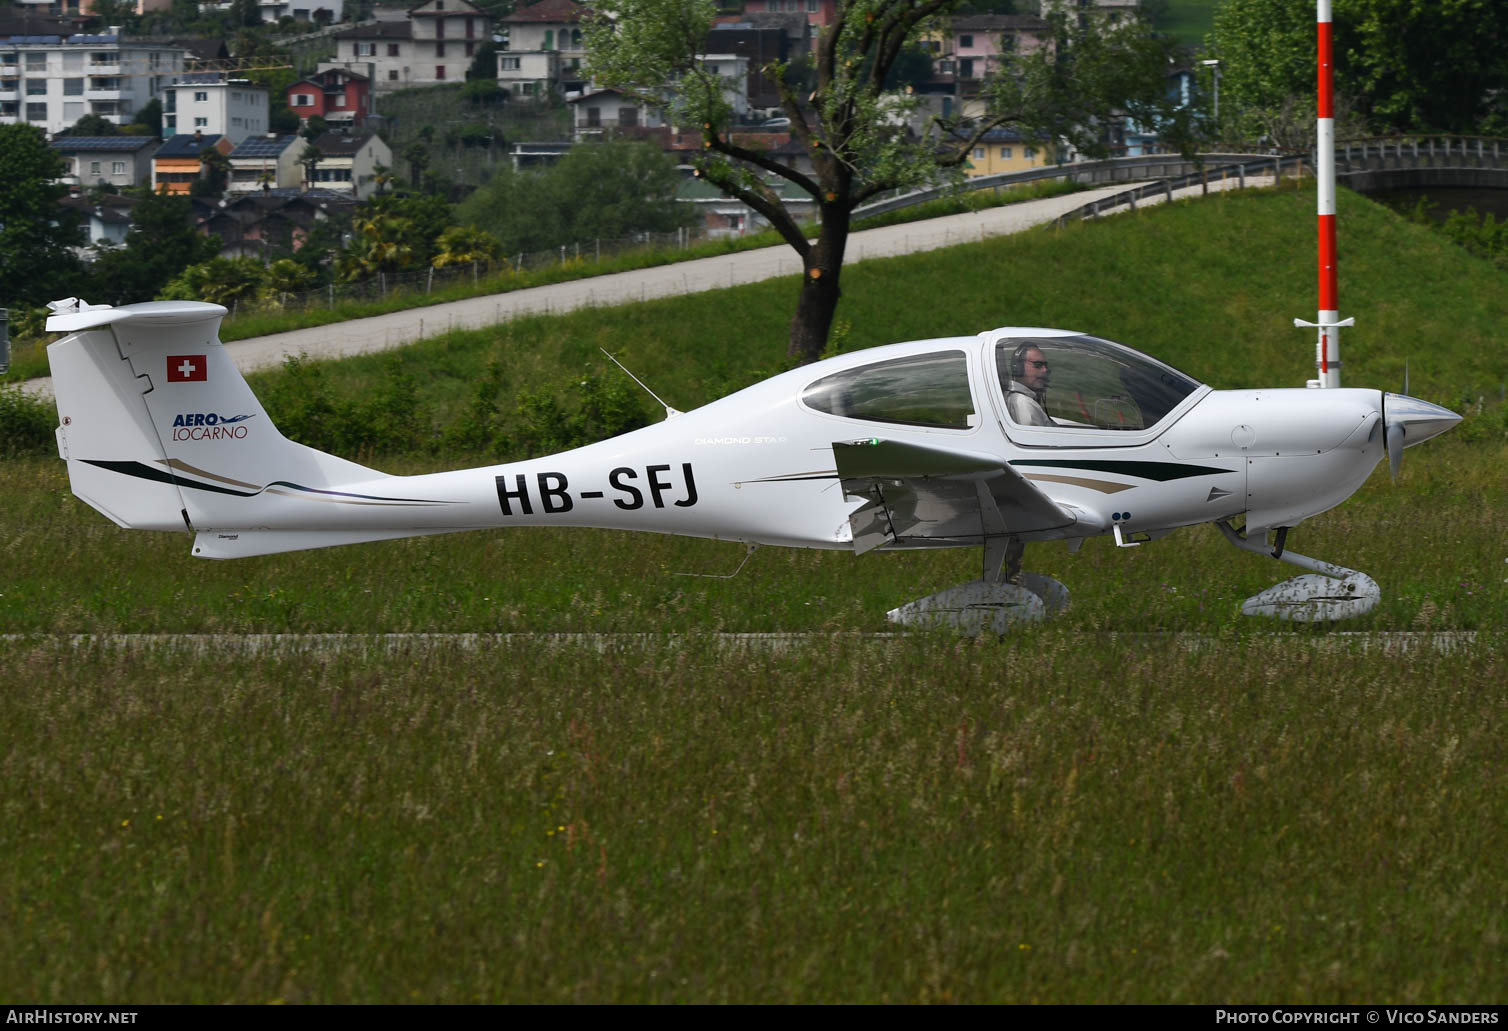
[1051,154,1310,227]
[851,151,1275,220]
[854,136,1508,223]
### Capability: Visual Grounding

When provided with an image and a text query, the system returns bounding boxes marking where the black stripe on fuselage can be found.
[1008,459,1233,481]
[79,460,452,504]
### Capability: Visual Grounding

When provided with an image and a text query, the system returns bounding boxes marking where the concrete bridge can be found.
[1331,135,1508,193]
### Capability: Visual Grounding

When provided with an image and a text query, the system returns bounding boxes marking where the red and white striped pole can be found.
[1301,0,1350,388]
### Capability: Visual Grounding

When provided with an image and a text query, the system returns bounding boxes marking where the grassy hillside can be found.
[236,182,1507,450]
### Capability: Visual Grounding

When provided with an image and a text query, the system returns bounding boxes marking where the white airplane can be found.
[44,298,1459,631]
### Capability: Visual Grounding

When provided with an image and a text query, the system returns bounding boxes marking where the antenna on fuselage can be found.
[600,348,683,419]
[1295,0,1353,388]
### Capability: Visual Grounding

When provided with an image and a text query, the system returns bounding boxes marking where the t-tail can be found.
[46,299,468,559]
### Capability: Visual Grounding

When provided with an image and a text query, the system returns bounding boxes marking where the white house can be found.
[48,134,159,190]
[497,0,589,98]
[307,130,392,199]
[227,133,310,193]
[331,0,490,91]
[162,76,269,145]
[567,88,669,139]
[0,32,187,136]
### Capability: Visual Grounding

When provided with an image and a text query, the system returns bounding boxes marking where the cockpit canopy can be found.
[797,333,1203,436]
[996,334,1201,431]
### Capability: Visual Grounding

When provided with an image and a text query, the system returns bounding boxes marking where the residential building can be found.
[49,134,159,190]
[20,0,172,15]
[162,75,269,144]
[1037,0,1141,30]
[705,21,796,115]
[255,0,345,22]
[568,88,669,141]
[497,0,588,97]
[331,0,489,91]
[306,130,391,199]
[960,127,1056,177]
[0,32,188,136]
[58,192,140,249]
[677,172,815,236]
[152,130,232,194]
[196,0,346,22]
[200,188,356,260]
[739,0,837,31]
[227,133,309,194]
[697,53,751,120]
[286,66,374,128]
[945,14,1051,84]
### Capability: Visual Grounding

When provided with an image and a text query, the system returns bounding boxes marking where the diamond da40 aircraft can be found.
[44,298,1459,630]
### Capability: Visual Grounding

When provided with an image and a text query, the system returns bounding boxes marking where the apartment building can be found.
[0,32,187,135]
[331,0,490,91]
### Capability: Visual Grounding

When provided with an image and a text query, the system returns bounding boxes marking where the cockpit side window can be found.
[802,350,976,430]
[996,335,1200,431]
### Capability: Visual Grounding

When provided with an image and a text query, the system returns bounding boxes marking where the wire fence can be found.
[220,224,725,324]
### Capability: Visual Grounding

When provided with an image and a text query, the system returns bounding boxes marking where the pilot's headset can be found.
[1010,342,1047,402]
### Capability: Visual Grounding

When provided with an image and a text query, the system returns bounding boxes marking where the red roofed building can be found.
[287,66,374,129]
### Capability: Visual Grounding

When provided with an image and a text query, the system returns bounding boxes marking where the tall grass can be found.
[1,635,1504,1002]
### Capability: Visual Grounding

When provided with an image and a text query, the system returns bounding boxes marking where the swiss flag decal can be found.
[166,355,208,382]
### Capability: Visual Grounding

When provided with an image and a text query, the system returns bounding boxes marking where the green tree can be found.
[159,256,266,306]
[335,212,417,281]
[263,257,318,303]
[362,192,455,266]
[63,113,120,137]
[192,146,233,197]
[457,139,695,256]
[128,98,164,137]
[586,0,1182,362]
[300,115,329,143]
[431,225,503,269]
[1208,0,1508,141]
[0,125,84,309]
[85,192,220,304]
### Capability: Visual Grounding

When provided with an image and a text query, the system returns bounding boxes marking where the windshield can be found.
[997,335,1201,431]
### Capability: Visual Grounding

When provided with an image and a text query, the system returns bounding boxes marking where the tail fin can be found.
[48,299,377,536]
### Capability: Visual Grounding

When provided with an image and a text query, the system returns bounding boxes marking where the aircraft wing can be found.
[833,438,1076,554]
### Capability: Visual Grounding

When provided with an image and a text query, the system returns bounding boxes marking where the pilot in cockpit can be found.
[1005,342,1054,426]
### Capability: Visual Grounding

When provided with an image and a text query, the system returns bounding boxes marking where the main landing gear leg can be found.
[1215,519,1379,621]
[886,537,1071,636]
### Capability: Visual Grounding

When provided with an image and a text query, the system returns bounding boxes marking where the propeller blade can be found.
[1386,421,1405,480]
[1382,392,1460,482]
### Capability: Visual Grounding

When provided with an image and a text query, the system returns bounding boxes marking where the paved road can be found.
[19,176,1264,398]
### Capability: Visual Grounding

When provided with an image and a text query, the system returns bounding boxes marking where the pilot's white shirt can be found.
[1005,380,1053,426]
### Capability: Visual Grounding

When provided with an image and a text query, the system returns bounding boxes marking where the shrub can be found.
[0,386,56,456]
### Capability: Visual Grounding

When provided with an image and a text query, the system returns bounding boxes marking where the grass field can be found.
[3,183,1507,1002]
[2,635,1505,1002]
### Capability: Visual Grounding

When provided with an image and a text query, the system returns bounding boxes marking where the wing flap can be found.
[832,438,1075,550]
